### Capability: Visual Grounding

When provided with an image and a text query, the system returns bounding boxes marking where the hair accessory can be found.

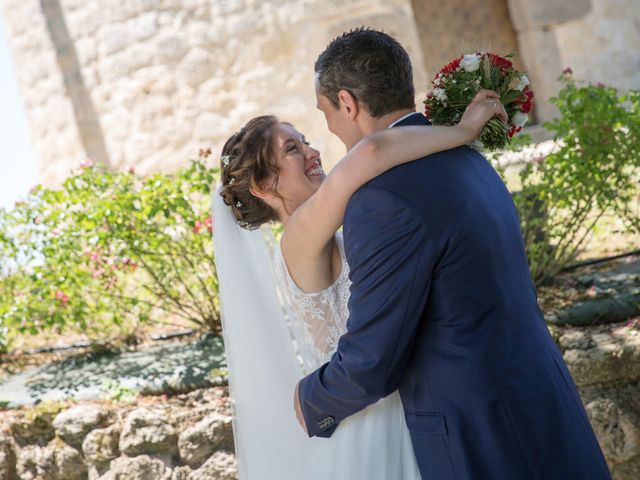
[229,178,236,185]
[221,155,232,167]
[236,201,242,208]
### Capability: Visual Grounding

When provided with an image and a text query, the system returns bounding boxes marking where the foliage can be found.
[0,156,220,352]
[513,74,640,285]
[101,379,138,403]
[209,367,229,384]
[19,400,67,425]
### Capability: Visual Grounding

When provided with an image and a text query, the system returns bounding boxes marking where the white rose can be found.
[433,88,448,103]
[512,111,529,128]
[460,54,481,73]
[515,74,530,91]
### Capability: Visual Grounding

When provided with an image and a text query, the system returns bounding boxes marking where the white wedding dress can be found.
[274,232,422,480]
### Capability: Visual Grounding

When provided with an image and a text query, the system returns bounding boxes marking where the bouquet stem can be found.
[480,118,510,150]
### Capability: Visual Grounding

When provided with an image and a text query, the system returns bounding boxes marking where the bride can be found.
[212,90,506,479]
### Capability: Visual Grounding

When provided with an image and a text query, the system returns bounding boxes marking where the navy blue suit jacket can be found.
[298,113,611,479]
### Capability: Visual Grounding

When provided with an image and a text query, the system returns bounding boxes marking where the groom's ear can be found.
[337,89,359,120]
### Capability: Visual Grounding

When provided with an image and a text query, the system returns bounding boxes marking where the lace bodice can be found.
[274,232,351,375]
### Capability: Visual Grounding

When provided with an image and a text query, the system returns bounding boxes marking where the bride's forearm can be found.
[332,124,474,190]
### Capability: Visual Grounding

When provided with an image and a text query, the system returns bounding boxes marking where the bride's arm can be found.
[282,90,506,260]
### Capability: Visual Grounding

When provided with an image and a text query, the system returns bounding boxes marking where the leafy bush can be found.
[512,75,640,284]
[0,155,219,352]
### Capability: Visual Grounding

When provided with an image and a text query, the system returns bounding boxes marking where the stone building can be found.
[1,0,639,185]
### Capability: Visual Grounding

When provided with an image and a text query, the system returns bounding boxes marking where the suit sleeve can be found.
[298,186,437,438]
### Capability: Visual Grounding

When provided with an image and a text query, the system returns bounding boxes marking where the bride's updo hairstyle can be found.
[219,115,283,230]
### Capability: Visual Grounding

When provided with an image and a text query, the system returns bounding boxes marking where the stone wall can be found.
[1,0,638,187]
[508,0,640,120]
[557,323,640,479]
[0,388,237,480]
[554,0,640,90]
[1,324,639,479]
[0,0,427,187]
[411,0,522,78]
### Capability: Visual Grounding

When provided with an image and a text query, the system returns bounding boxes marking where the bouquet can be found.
[423,52,534,150]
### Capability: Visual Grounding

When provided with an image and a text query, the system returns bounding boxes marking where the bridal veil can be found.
[211,186,311,479]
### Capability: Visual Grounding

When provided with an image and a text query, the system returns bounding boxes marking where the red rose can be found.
[518,89,534,114]
[508,125,523,138]
[439,56,463,76]
[487,53,513,71]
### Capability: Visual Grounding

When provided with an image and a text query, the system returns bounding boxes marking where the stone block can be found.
[83,425,121,465]
[171,466,192,480]
[53,404,112,449]
[508,0,593,31]
[585,395,640,464]
[0,435,17,480]
[193,112,228,141]
[97,24,132,56]
[563,327,640,387]
[119,408,178,457]
[153,31,190,65]
[178,413,234,469]
[10,405,60,446]
[97,455,173,480]
[16,444,86,480]
[176,48,216,88]
[187,451,237,480]
[132,12,159,42]
[98,44,153,82]
[612,455,640,480]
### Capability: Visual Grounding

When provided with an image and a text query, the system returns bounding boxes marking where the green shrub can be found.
[0,156,220,351]
[513,75,640,284]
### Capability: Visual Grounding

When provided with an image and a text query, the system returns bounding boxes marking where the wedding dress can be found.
[274,232,422,480]
[212,188,421,479]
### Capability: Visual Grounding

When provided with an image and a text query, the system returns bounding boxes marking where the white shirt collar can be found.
[387,111,420,128]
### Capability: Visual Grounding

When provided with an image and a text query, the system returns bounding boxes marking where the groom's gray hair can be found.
[315,27,415,118]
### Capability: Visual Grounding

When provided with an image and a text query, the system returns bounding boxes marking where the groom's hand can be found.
[294,382,308,434]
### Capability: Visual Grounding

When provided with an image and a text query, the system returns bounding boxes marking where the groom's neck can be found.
[361,108,416,136]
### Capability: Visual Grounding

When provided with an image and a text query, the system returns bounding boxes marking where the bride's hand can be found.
[457,89,509,141]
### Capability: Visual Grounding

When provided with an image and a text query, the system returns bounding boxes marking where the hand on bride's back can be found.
[458,89,508,140]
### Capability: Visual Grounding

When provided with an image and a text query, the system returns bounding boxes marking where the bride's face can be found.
[265,123,326,214]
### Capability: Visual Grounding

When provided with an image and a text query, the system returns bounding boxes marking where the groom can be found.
[294,28,611,479]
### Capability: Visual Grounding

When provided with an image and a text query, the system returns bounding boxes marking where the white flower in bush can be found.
[512,111,529,128]
[460,54,481,72]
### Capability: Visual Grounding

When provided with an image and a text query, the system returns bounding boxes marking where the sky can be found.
[0,10,37,211]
